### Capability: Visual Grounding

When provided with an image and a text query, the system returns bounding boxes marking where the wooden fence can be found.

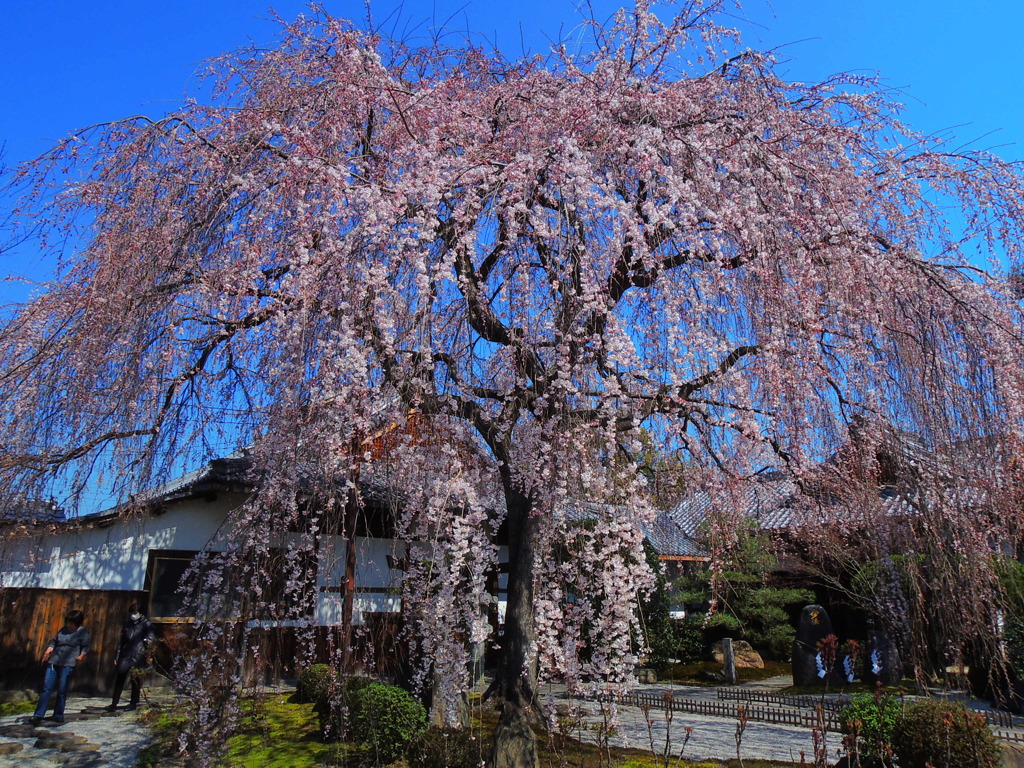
[717,687,1017,729]
[717,687,847,712]
[589,690,840,732]
[0,588,408,696]
[0,587,146,694]
[582,687,1022,740]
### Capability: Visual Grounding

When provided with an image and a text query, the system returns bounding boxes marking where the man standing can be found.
[106,603,154,712]
[29,609,90,726]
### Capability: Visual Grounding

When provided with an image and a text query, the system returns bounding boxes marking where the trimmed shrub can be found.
[892,698,1001,768]
[296,664,335,704]
[315,674,377,741]
[838,692,901,766]
[349,682,427,765]
[409,727,481,768]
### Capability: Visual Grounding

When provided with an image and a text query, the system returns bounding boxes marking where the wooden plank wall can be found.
[0,587,147,694]
[1,589,410,694]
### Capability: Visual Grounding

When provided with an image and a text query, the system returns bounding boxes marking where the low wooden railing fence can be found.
[581,686,1020,737]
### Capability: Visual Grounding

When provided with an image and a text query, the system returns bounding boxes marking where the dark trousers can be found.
[34,664,74,719]
[111,668,141,707]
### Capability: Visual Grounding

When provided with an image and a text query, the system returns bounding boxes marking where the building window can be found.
[253,547,317,620]
[146,549,198,620]
[144,547,316,621]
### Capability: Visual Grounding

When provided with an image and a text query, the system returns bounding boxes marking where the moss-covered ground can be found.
[0,700,34,717]
[136,692,802,767]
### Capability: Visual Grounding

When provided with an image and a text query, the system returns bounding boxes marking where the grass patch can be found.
[0,700,34,717]
[658,660,791,685]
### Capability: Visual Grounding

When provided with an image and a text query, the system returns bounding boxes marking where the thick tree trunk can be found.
[491,486,541,768]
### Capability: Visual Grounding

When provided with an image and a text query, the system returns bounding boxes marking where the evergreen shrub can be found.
[313,674,376,741]
[296,663,335,704]
[837,692,901,766]
[674,617,706,663]
[891,698,1001,768]
[348,682,427,764]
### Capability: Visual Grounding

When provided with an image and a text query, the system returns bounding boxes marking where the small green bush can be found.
[296,663,335,704]
[315,675,377,741]
[838,692,902,766]
[349,682,427,765]
[674,617,706,664]
[891,698,1001,768]
[408,727,482,768]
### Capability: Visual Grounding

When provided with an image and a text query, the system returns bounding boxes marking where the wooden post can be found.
[722,637,737,685]
[340,457,361,675]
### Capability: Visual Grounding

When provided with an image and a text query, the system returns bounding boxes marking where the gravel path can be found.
[0,698,152,768]
[540,676,832,765]
[560,695,830,764]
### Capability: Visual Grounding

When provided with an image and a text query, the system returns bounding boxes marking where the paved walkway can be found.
[0,698,152,768]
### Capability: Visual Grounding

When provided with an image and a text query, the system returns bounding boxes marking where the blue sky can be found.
[1,0,1022,290]
[0,0,1020,510]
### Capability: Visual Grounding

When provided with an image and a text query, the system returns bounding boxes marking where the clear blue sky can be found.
[1,0,1022,287]
[1,0,1020,510]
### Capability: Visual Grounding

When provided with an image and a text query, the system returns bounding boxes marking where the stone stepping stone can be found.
[59,756,104,768]
[0,723,44,738]
[34,733,88,750]
[0,741,25,756]
[80,706,117,716]
[59,741,101,754]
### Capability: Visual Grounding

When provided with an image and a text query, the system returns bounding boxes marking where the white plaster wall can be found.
[315,536,405,625]
[2,502,506,627]
[0,495,242,590]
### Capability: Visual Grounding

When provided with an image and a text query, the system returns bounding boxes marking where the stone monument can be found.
[863,629,902,686]
[791,604,834,687]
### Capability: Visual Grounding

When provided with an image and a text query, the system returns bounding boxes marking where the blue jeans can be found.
[34,664,74,719]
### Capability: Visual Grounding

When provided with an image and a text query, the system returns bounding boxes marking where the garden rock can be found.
[0,689,36,703]
[0,741,25,755]
[60,741,101,754]
[636,668,658,684]
[35,733,87,749]
[58,756,105,768]
[713,640,764,669]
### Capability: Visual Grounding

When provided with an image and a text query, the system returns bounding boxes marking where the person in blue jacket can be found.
[29,609,90,726]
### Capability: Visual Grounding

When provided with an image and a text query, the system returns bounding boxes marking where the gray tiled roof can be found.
[639,507,706,558]
[0,497,65,524]
[557,497,703,559]
[669,470,800,537]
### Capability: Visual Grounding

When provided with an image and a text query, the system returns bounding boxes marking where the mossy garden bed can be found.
[136,691,805,767]
[657,660,791,686]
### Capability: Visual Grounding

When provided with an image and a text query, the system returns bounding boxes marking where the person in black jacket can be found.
[105,603,154,712]
[29,609,90,726]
